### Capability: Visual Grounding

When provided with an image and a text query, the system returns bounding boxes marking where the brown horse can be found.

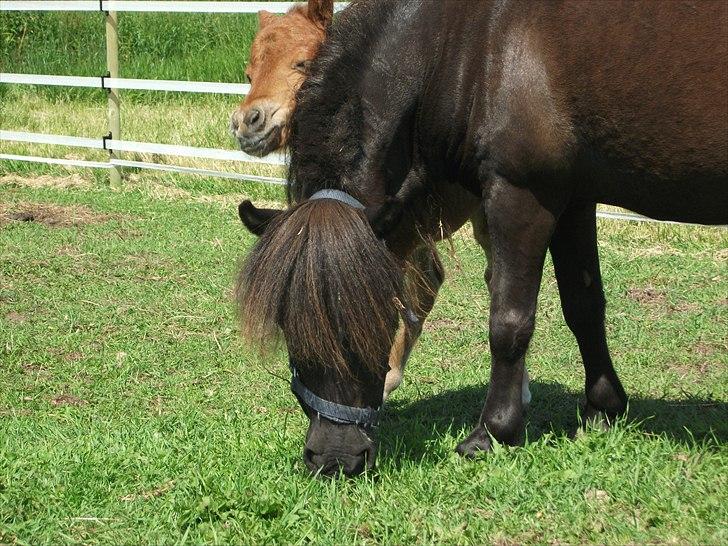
[237,0,727,477]
[230,0,449,403]
[229,0,333,157]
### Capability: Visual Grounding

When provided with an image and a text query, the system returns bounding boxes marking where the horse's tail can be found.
[235,199,404,375]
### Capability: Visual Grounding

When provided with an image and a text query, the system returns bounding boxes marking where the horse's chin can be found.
[237,125,284,157]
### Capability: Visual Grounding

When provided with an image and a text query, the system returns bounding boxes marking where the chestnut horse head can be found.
[230,0,333,156]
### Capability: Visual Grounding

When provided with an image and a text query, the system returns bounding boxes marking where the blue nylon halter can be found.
[290,365,381,428]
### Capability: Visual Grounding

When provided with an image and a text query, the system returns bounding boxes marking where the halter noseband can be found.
[290,365,381,428]
[289,189,384,428]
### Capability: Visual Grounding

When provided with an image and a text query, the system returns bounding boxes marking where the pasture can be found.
[2,6,727,545]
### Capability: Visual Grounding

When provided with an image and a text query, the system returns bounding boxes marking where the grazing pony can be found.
[229,0,333,157]
[231,0,445,402]
[237,0,728,477]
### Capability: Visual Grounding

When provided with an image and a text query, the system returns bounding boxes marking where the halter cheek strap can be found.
[290,365,381,428]
[308,189,365,210]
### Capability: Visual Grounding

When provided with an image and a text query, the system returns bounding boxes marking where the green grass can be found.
[0,169,726,544]
[1,6,266,103]
[2,8,727,543]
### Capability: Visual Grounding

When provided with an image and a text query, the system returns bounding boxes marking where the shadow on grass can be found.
[380,381,727,462]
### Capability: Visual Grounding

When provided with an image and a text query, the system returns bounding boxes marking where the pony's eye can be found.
[294,60,311,73]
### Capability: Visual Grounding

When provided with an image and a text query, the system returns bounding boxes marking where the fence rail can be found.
[1,73,251,94]
[1,2,723,228]
[0,130,287,165]
[1,1,349,13]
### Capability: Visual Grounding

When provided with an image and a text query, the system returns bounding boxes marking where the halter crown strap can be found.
[290,365,381,428]
[308,189,365,210]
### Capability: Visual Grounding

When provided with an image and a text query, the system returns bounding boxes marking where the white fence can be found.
[0,1,347,186]
[0,1,723,227]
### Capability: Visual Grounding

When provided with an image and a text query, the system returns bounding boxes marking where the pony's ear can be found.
[366,197,405,240]
[238,200,282,237]
[258,10,276,29]
[307,0,333,29]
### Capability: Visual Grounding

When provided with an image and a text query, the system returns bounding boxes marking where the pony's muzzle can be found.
[303,418,377,477]
[230,104,283,156]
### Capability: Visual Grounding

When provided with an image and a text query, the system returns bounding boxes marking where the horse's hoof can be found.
[455,426,493,458]
[578,402,616,433]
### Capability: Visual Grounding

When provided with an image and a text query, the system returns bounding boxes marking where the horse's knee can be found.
[489,309,535,362]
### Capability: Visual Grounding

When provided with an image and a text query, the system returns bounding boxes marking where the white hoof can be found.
[522,367,532,406]
[383,368,403,402]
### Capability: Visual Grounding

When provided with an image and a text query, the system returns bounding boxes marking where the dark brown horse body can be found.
[237,0,728,476]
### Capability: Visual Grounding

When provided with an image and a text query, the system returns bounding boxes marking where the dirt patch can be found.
[4,311,27,323]
[1,203,115,228]
[669,301,701,313]
[694,341,717,357]
[424,317,460,331]
[51,393,86,407]
[667,342,723,379]
[584,488,610,504]
[668,360,712,379]
[120,480,175,502]
[63,352,84,363]
[626,286,667,306]
[0,173,91,189]
[129,177,283,210]
[21,363,50,380]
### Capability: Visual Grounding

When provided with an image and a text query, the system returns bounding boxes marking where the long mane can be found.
[236,0,405,376]
[287,0,399,202]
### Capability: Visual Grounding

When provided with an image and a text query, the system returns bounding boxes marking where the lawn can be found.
[1,6,727,544]
[0,166,726,544]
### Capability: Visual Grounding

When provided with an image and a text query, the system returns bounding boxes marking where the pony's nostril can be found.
[303,448,316,466]
[243,107,265,132]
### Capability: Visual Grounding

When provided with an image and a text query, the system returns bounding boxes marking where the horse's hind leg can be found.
[384,243,444,399]
[549,203,627,426]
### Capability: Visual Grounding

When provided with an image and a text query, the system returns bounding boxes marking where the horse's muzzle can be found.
[303,418,377,477]
[229,105,284,157]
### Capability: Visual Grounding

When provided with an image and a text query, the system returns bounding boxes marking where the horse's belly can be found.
[574,140,728,225]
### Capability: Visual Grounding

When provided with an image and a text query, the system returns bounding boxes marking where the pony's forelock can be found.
[236,199,404,376]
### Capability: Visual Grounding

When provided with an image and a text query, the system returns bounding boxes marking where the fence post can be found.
[105,9,121,187]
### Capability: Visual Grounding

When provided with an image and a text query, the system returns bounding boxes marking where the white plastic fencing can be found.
[0,1,346,185]
[0,2,722,227]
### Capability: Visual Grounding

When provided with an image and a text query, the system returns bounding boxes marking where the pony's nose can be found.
[243,106,266,134]
[303,447,373,478]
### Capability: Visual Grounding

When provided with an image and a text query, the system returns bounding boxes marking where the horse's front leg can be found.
[384,243,444,399]
[457,179,556,455]
[471,206,532,407]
